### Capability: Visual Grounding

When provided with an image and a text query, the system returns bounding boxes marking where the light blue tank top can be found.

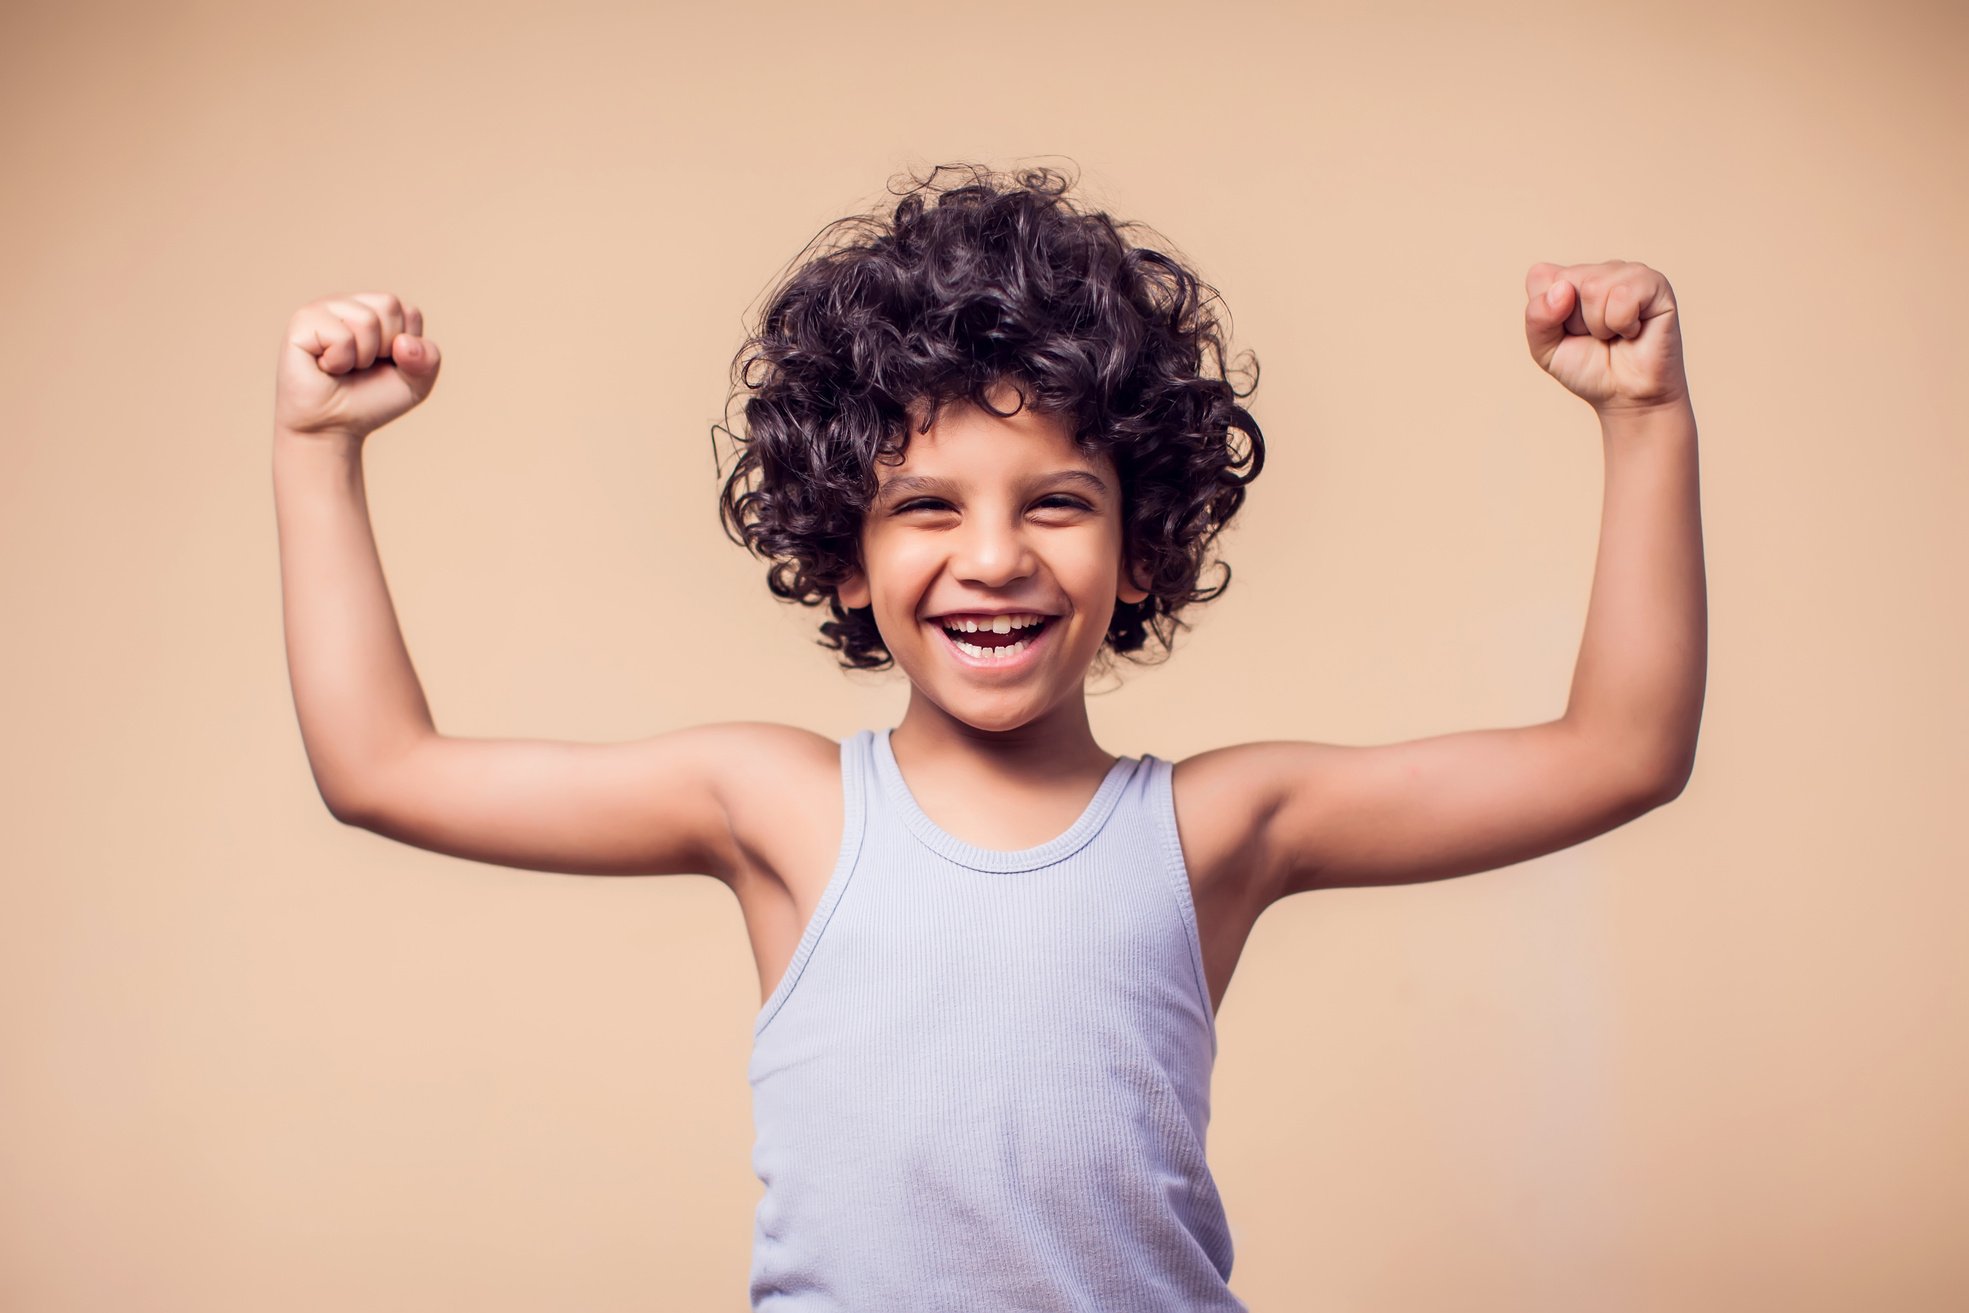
[746,728,1245,1311]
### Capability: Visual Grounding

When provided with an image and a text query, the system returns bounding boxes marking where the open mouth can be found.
[931,615,1054,665]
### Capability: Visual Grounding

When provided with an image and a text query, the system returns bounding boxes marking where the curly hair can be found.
[712,161,1264,679]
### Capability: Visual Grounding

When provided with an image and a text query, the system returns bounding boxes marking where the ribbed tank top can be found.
[746,727,1245,1311]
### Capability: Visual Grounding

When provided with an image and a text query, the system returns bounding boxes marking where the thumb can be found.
[1525,279,1572,364]
[392,332,442,394]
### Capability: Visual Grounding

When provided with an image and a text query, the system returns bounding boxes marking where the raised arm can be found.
[270,292,756,880]
[272,292,445,817]
[1247,261,1706,899]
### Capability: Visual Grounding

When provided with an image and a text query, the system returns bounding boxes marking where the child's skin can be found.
[273,261,1705,1014]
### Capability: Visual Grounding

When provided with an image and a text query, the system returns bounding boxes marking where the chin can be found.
[913,682,1047,735]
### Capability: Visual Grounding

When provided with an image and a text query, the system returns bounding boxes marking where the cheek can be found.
[1071,535,1128,588]
[865,545,937,617]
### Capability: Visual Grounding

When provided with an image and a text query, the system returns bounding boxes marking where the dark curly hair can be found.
[712,161,1264,680]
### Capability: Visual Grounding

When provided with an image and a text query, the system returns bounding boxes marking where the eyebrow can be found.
[874,470,1113,504]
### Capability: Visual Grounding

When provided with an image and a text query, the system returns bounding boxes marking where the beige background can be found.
[3,0,1963,1309]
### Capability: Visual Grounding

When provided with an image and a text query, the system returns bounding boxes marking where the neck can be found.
[890,686,1114,780]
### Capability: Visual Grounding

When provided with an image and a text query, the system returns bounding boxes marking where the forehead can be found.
[875,392,1113,488]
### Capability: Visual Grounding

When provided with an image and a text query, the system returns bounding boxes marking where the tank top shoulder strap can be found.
[1134,751,1217,1047]
[751,729,872,1038]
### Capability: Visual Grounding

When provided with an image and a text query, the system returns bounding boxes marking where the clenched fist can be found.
[275,292,441,440]
[1524,261,1688,416]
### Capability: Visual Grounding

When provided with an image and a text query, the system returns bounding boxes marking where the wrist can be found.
[274,424,368,455]
[1596,395,1696,439]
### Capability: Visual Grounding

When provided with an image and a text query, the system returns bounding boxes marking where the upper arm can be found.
[1251,719,1675,901]
[335,721,818,882]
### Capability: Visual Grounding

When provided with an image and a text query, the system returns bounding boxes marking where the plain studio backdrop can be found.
[2,1,1962,1309]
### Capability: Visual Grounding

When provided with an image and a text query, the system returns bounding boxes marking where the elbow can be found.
[317,776,380,829]
[1635,753,1696,809]
[304,758,381,829]
[1642,776,1688,810]
[324,794,372,829]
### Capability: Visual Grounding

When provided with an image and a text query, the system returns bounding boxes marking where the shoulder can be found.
[1165,741,1300,907]
[698,722,850,887]
[698,721,844,815]
[696,720,844,772]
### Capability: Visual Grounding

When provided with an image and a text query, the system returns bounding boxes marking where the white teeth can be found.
[939,613,1045,634]
[952,637,1031,660]
[935,612,1049,663]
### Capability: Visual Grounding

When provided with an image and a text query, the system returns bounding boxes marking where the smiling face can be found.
[836,384,1149,737]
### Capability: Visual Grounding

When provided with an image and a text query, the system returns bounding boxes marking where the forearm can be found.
[273,429,437,817]
[1561,399,1708,797]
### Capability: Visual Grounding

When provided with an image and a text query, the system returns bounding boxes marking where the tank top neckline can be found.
[871,727,1145,873]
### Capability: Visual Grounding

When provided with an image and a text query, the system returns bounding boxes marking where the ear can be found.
[837,565,871,611]
[1118,557,1150,606]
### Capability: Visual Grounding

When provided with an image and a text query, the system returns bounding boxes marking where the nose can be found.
[950,513,1037,589]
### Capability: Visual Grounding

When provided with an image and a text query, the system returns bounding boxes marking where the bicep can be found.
[339,721,790,880]
[1258,720,1668,899]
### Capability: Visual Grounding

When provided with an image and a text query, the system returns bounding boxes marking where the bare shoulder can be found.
[697,720,842,893]
[1164,742,1306,1017]
[698,723,852,1008]
[705,721,844,875]
[1167,741,1298,903]
[636,720,843,890]
[695,720,840,794]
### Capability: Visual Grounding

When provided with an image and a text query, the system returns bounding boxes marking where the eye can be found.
[892,496,1091,514]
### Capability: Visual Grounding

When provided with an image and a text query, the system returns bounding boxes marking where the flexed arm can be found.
[269,292,770,882]
[1230,262,1707,899]
[1529,261,1707,790]
[272,293,445,817]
